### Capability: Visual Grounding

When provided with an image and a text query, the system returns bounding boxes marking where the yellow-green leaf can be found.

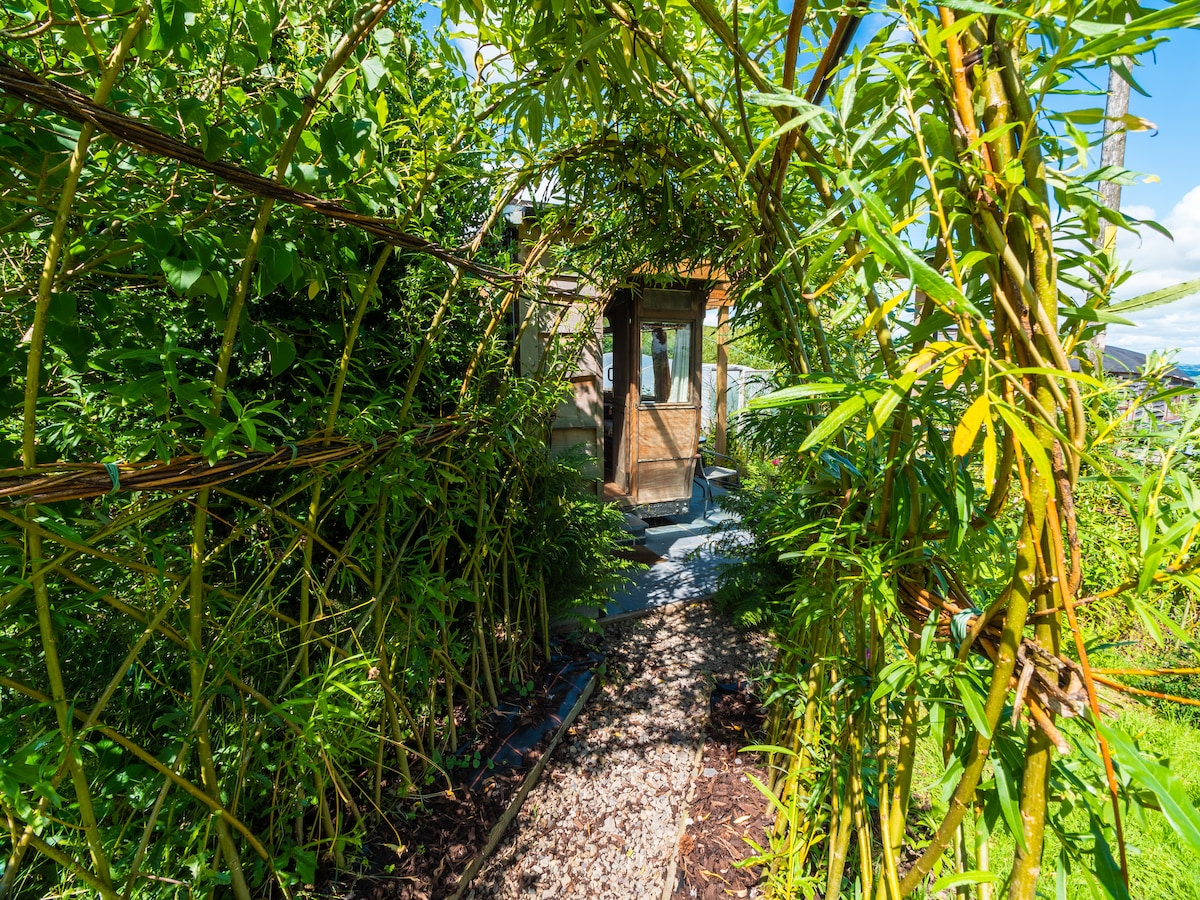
[993,404,1052,482]
[799,395,867,453]
[942,350,970,389]
[981,416,998,496]
[952,394,989,457]
[866,372,917,440]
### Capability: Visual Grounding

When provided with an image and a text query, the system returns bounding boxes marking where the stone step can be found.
[620,511,649,545]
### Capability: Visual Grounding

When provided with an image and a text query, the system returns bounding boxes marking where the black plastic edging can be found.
[449,672,598,900]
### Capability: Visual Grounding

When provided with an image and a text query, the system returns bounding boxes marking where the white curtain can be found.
[669,326,691,403]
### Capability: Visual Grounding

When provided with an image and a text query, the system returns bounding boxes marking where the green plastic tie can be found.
[950,607,983,649]
[284,443,298,461]
[103,462,121,494]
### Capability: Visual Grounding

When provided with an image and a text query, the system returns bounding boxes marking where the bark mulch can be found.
[346,778,521,900]
[316,645,600,900]
[467,602,772,900]
[310,603,772,900]
[672,682,773,900]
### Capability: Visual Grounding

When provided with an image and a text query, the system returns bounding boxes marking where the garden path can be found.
[464,600,772,899]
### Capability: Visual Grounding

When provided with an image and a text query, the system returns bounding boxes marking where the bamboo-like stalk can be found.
[459,234,551,399]
[898,499,1043,893]
[0,805,119,900]
[121,741,193,900]
[0,675,271,861]
[0,61,508,284]
[4,9,150,897]
[299,247,393,682]
[400,178,521,418]
[177,7,391,886]
[886,631,922,850]
[876,698,902,900]
[848,712,873,900]
[826,753,854,899]
[185,5,399,876]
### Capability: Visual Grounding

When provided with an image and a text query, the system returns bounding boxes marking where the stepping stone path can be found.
[465,601,772,899]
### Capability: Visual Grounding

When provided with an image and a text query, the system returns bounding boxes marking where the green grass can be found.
[909,702,1200,899]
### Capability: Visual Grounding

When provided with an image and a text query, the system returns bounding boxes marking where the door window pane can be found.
[640,322,692,403]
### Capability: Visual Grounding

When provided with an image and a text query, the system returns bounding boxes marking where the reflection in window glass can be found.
[640,322,692,402]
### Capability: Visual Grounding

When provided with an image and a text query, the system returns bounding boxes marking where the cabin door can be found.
[628,286,703,515]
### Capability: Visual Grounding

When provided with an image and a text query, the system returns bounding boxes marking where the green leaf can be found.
[799,395,867,453]
[749,382,844,408]
[865,372,917,440]
[267,332,296,377]
[246,6,274,58]
[1108,277,1200,315]
[161,257,203,294]
[1100,722,1200,858]
[258,242,297,294]
[743,98,830,177]
[871,658,916,702]
[954,672,991,739]
[993,403,1052,482]
[930,871,1000,895]
[936,0,1032,20]
[360,56,386,92]
[1059,306,1136,327]
[1090,817,1131,900]
[1056,847,1070,900]
[855,208,978,317]
[990,747,1026,852]
[47,291,77,324]
[150,0,189,50]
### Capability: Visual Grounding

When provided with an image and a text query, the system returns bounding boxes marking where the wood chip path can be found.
[464,601,772,899]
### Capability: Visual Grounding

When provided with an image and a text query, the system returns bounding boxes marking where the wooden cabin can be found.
[511,206,729,517]
[514,270,725,516]
[601,281,709,516]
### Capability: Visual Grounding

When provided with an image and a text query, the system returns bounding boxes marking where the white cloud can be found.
[1108,184,1200,362]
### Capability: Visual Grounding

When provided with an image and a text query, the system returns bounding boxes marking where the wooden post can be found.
[1092,60,1130,381]
[715,303,729,455]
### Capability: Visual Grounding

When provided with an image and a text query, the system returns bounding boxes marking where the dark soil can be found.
[316,648,601,900]
[672,683,772,900]
[345,775,523,900]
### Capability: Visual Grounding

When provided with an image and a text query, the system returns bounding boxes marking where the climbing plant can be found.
[0,1,628,896]
[6,0,1200,898]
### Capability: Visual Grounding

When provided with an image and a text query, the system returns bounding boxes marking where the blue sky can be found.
[1104,25,1200,362]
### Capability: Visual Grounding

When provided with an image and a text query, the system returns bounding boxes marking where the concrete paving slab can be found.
[603,481,748,618]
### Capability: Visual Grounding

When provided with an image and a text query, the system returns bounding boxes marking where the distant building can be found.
[1071,345,1196,424]
[699,364,772,432]
[1086,346,1195,386]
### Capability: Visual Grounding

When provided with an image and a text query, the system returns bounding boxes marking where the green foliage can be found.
[6,0,1200,896]
[0,2,629,896]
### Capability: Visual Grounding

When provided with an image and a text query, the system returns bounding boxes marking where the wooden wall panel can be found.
[550,426,601,481]
[637,406,700,462]
[556,376,603,429]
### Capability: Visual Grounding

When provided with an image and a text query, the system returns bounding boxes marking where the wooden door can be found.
[629,286,704,512]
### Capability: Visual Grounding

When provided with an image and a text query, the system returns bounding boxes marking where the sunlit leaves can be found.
[161,256,204,294]
[1101,723,1200,860]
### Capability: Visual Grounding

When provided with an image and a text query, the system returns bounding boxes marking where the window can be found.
[640,322,692,403]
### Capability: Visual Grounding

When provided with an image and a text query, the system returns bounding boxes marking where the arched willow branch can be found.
[0,57,510,284]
